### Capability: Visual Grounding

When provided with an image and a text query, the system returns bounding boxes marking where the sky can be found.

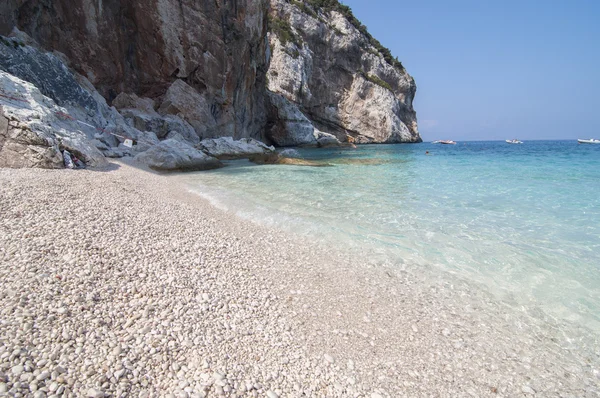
[342,0,600,141]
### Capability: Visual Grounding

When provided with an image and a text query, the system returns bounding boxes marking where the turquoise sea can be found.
[183,141,600,331]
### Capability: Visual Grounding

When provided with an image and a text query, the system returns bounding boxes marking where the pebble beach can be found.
[1,160,599,398]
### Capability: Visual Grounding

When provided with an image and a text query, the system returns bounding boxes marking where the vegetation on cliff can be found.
[269,15,299,46]
[289,0,404,71]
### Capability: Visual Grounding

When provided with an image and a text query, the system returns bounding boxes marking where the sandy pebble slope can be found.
[0,161,598,398]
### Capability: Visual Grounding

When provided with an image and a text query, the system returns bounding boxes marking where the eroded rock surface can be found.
[0,71,107,168]
[1,0,421,170]
[267,0,421,144]
[198,137,275,160]
[134,139,222,171]
[1,0,270,139]
[0,107,63,169]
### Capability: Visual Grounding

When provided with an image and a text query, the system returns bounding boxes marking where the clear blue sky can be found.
[343,0,600,141]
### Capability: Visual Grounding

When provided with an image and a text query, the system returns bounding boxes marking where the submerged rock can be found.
[249,152,329,167]
[134,139,222,171]
[198,137,275,160]
[314,130,341,148]
[278,148,302,158]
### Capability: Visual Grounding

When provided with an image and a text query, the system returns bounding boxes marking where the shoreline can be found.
[1,160,598,397]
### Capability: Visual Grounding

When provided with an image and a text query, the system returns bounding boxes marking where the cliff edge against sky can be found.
[0,0,420,169]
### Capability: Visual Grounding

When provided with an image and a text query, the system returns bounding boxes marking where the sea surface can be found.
[183,140,600,331]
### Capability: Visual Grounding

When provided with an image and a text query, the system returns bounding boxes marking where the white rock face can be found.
[0,71,106,168]
[0,38,172,167]
[266,0,421,144]
[339,75,414,144]
[134,139,222,171]
[198,136,275,159]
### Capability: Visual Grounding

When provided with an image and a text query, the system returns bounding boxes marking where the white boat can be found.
[431,140,440,144]
[578,138,600,144]
[436,140,456,145]
[506,139,523,144]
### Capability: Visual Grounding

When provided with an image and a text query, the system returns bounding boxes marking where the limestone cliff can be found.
[0,0,420,169]
[266,0,420,145]
[0,0,269,140]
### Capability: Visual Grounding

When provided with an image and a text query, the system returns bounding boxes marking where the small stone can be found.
[411,324,418,333]
[12,365,24,376]
[324,354,334,364]
[266,391,279,398]
[87,388,105,398]
[0,383,7,393]
[371,393,383,398]
[36,371,50,381]
[347,360,355,370]
[522,385,535,394]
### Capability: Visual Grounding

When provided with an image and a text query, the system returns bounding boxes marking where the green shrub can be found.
[0,36,25,49]
[330,25,343,36]
[269,15,302,47]
[358,70,392,91]
[291,0,317,18]
[285,48,301,59]
[300,0,404,71]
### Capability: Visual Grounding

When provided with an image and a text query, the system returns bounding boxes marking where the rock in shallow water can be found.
[134,139,222,171]
[197,137,275,160]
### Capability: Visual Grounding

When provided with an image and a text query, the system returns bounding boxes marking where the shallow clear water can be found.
[182,141,600,330]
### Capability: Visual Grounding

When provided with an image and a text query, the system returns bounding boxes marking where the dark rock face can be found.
[0,39,97,109]
[1,0,270,139]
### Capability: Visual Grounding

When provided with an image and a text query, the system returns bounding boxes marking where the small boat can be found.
[431,140,440,144]
[578,138,600,144]
[506,139,523,144]
[439,140,456,145]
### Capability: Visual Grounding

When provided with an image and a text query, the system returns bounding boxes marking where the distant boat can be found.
[578,139,600,144]
[439,140,456,145]
[506,139,523,144]
[431,140,440,144]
